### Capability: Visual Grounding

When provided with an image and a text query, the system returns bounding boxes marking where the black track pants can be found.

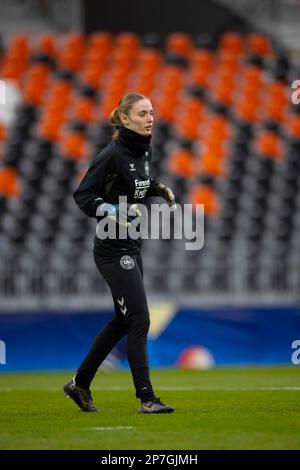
[75,250,155,401]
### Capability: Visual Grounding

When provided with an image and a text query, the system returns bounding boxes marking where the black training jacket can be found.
[73,126,159,257]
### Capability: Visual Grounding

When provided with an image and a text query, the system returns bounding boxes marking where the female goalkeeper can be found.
[64,93,176,414]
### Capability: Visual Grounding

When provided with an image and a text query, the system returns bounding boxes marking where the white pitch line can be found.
[1,386,300,392]
[89,426,134,431]
[88,386,300,391]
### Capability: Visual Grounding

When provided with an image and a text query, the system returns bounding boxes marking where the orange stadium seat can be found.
[247,32,272,56]
[80,68,102,88]
[206,114,230,136]
[174,98,204,131]
[113,49,136,68]
[161,65,184,89]
[60,132,88,161]
[50,81,72,102]
[23,82,46,106]
[190,67,210,88]
[166,33,193,57]
[1,35,30,80]
[286,114,300,139]
[217,50,240,70]
[236,86,261,108]
[255,130,283,159]
[190,49,214,73]
[115,32,140,50]
[198,151,226,178]
[137,49,162,70]
[168,148,195,178]
[129,80,154,96]
[34,33,57,57]
[64,33,85,51]
[214,65,236,85]
[189,184,220,216]
[241,68,264,94]
[176,120,200,140]
[156,100,176,122]
[88,31,113,51]
[0,166,20,197]
[56,34,86,72]
[71,98,95,124]
[42,103,66,125]
[264,101,286,122]
[59,50,83,72]
[84,48,108,67]
[0,123,7,142]
[219,32,244,54]
[213,83,233,105]
[235,99,259,123]
[38,120,62,142]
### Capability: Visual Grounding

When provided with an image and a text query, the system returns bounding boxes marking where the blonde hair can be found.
[109,92,148,140]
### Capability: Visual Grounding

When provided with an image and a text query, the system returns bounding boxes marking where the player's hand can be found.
[96,202,142,227]
[117,203,142,227]
[156,183,177,209]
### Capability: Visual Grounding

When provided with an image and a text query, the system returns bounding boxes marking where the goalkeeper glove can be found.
[155,183,177,209]
[96,202,142,227]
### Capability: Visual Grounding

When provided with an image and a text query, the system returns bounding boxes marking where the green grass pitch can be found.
[0,367,300,450]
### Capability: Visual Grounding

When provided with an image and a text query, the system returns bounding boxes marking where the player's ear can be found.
[120,113,129,126]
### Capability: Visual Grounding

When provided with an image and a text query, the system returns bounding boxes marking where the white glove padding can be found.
[111,203,142,228]
[156,183,177,208]
[97,202,142,227]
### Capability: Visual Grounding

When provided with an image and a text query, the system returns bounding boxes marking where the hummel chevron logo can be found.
[117,297,127,315]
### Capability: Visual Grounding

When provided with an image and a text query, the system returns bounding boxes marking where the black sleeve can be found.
[146,178,160,198]
[73,145,116,218]
[145,146,159,198]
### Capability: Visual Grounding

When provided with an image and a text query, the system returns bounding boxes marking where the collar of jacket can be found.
[117,126,151,157]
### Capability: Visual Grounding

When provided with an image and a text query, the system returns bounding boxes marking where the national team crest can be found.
[120,255,135,270]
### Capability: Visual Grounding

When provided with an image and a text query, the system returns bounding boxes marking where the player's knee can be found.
[108,315,125,328]
[128,312,150,337]
[141,315,150,333]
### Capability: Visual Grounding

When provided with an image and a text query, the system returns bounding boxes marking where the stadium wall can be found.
[83,0,248,36]
[0,307,299,372]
